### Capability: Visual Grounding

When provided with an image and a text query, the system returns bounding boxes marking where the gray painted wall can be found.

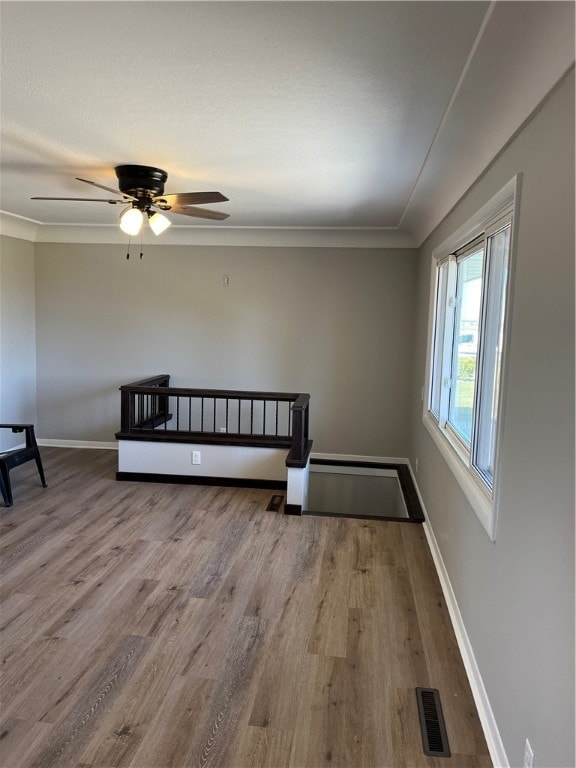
[34,244,418,456]
[0,236,37,450]
[409,71,575,767]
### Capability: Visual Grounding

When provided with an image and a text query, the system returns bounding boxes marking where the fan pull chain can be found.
[125,237,143,260]
[140,229,143,259]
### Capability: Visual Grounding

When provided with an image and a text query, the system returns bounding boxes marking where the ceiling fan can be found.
[31,164,229,236]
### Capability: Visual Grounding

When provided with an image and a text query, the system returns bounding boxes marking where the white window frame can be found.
[423,176,520,540]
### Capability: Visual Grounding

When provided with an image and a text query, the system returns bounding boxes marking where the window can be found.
[424,177,518,540]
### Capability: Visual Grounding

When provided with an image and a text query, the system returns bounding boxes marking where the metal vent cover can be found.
[266,494,284,512]
[415,687,451,757]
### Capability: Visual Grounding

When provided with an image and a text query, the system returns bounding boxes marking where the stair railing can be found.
[117,375,311,467]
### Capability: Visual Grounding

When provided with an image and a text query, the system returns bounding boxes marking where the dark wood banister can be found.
[286,393,312,468]
[119,375,171,433]
[117,375,312,468]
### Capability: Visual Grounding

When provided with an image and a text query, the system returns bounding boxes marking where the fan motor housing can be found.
[115,165,167,200]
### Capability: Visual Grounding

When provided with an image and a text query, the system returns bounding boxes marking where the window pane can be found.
[473,225,510,486]
[430,261,449,419]
[448,248,484,446]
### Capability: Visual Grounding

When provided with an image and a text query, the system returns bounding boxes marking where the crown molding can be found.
[0,213,416,249]
[0,211,41,241]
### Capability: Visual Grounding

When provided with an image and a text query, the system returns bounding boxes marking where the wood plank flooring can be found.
[0,448,492,768]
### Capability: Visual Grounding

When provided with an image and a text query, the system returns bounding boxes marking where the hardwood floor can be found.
[0,448,492,768]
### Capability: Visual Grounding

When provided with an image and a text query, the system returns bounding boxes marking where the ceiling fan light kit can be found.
[119,206,144,236]
[31,164,229,239]
[148,211,171,235]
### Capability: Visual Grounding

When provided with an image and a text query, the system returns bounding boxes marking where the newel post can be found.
[119,387,132,433]
[284,394,312,515]
[290,393,310,464]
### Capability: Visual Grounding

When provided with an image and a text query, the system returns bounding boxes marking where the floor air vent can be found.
[415,687,451,757]
[266,494,284,512]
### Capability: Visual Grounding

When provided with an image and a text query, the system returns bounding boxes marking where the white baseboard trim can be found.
[406,462,509,768]
[38,439,118,450]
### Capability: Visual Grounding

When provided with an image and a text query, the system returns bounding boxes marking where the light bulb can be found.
[120,207,144,236]
[148,211,171,235]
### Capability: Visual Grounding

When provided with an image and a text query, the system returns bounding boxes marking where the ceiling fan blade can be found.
[31,196,126,204]
[75,177,137,200]
[167,205,230,221]
[153,191,228,207]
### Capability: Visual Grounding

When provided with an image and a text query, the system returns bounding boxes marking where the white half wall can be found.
[117,440,287,481]
[287,461,310,511]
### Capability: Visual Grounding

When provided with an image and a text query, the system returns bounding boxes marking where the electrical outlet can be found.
[523,739,534,768]
[192,451,201,465]
[415,457,419,473]
[223,274,230,286]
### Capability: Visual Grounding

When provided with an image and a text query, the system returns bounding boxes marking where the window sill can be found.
[422,412,497,540]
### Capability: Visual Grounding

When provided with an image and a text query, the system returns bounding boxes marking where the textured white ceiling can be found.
[0,1,573,245]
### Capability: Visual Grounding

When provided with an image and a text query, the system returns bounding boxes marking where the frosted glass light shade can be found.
[120,207,144,236]
[148,211,171,235]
